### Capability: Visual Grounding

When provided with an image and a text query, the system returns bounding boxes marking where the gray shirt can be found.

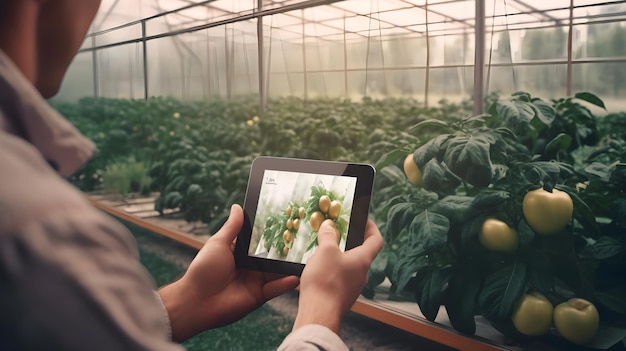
[0,50,347,350]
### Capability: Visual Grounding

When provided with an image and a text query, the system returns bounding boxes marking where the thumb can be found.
[210,204,243,245]
[317,219,340,247]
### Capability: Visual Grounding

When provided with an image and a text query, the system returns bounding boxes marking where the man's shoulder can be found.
[0,131,93,232]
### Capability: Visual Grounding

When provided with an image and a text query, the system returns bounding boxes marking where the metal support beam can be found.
[473,0,486,116]
[257,0,266,112]
[141,20,149,100]
[91,35,99,97]
[566,0,574,96]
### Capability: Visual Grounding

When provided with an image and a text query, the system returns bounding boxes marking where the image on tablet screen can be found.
[249,170,357,264]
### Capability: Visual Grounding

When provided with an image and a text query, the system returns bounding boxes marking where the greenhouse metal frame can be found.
[63,0,626,114]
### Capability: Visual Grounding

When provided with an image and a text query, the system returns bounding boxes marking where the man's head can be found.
[0,0,101,98]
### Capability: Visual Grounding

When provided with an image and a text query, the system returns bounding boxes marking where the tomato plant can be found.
[369,91,626,343]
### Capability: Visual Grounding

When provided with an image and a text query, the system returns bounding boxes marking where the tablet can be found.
[234,156,375,276]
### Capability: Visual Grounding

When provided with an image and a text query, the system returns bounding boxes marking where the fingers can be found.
[261,276,300,300]
[210,204,244,245]
[351,219,383,262]
[316,219,341,248]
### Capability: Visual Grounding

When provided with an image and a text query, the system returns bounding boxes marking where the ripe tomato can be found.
[298,207,305,219]
[478,218,519,253]
[512,292,554,336]
[319,195,331,213]
[309,211,325,231]
[286,218,294,230]
[328,200,342,219]
[523,188,573,235]
[283,230,294,243]
[403,153,423,186]
[293,218,300,230]
[553,298,599,345]
[285,206,292,217]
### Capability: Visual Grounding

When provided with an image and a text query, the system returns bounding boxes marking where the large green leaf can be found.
[495,100,536,130]
[478,262,527,322]
[386,202,419,243]
[594,288,626,315]
[575,92,606,110]
[531,100,557,126]
[392,254,430,293]
[421,159,446,190]
[416,267,452,321]
[430,195,478,223]
[470,190,510,210]
[578,236,624,260]
[544,133,572,155]
[413,134,451,169]
[443,133,494,187]
[409,210,450,254]
[445,265,482,334]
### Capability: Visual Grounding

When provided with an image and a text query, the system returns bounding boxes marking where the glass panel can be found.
[54,52,94,101]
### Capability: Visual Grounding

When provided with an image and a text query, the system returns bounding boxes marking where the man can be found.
[0,1,383,350]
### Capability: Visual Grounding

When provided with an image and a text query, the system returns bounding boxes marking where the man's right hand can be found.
[293,218,384,334]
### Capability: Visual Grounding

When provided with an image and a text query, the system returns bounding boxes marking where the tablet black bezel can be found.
[234,156,375,277]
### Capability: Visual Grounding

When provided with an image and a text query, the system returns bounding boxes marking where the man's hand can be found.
[158,204,300,342]
[293,218,384,334]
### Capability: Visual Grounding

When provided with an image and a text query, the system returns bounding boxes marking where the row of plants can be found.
[53,92,624,347]
[52,95,470,233]
[364,92,625,347]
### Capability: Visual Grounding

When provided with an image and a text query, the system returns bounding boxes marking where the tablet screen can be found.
[234,156,375,276]
[249,170,358,264]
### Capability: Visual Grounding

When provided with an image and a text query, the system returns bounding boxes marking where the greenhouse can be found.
[5,0,625,350]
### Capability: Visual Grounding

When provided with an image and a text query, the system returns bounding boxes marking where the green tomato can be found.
[478,218,519,254]
[403,153,423,186]
[554,298,599,345]
[512,292,554,336]
[523,188,573,235]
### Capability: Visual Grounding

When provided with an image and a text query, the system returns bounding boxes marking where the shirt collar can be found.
[0,50,95,177]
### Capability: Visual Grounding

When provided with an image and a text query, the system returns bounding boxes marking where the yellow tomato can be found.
[328,200,342,219]
[478,218,519,254]
[319,195,331,213]
[403,153,423,186]
[523,188,573,235]
[309,211,325,231]
[512,292,554,336]
[554,298,599,345]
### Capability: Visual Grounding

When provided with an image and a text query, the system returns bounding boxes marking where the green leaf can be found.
[376,150,409,171]
[578,236,624,260]
[392,254,430,293]
[594,288,626,315]
[421,159,445,190]
[525,249,554,292]
[410,118,450,130]
[443,133,494,187]
[379,165,407,184]
[445,266,482,334]
[496,100,535,130]
[575,92,606,110]
[409,210,450,254]
[430,195,478,223]
[517,219,535,249]
[470,190,509,210]
[386,202,419,243]
[416,267,452,321]
[413,134,451,169]
[478,262,527,321]
[544,133,572,155]
[163,191,183,209]
[531,100,556,126]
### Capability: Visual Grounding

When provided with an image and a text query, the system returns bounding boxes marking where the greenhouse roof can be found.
[90,0,626,43]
